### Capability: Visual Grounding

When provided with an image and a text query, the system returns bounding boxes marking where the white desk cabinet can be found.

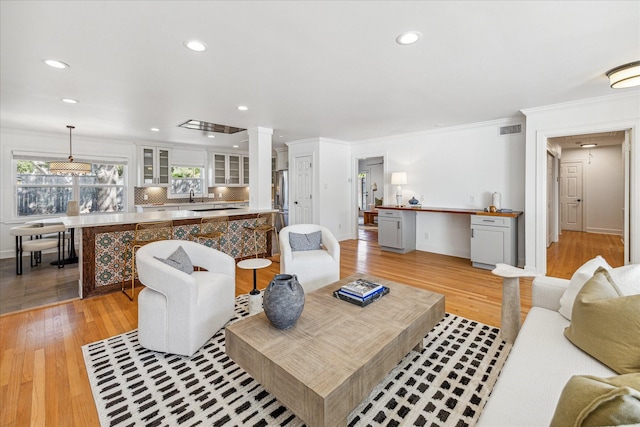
[470,215,517,270]
[378,209,416,253]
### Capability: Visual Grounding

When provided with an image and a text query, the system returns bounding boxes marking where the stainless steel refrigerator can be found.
[274,170,289,229]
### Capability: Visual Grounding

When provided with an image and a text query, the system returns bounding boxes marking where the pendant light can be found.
[49,125,91,175]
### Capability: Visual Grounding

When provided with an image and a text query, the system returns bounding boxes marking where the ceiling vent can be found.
[499,124,522,136]
[178,119,246,134]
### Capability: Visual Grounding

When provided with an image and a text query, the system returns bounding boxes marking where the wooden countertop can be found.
[377,206,522,218]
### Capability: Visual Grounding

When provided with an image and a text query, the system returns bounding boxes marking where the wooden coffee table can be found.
[225,275,445,427]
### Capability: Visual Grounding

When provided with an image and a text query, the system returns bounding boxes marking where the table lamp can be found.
[391,172,407,206]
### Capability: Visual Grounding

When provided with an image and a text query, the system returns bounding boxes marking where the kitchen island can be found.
[42,208,276,298]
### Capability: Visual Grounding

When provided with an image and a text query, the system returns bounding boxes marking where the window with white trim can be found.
[169,165,205,198]
[15,157,127,217]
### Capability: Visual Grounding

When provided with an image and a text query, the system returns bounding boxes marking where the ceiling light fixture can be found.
[184,40,207,52]
[61,98,78,104]
[43,59,69,69]
[237,105,248,111]
[606,61,640,88]
[396,31,422,45]
[580,143,597,148]
[49,125,91,175]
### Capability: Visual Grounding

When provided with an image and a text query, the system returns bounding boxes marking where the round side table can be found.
[237,258,272,314]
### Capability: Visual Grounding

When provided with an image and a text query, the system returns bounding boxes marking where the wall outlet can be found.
[143,194,148,200]
[218,193,222,198]
[424,232,429,240]
[470,195,475,204]
[338,224,342,229]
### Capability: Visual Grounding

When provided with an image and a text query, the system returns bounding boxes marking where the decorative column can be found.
[247,127,273,210]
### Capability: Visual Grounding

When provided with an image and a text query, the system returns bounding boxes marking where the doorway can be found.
[356,156,384,241]
[548,131,627,270]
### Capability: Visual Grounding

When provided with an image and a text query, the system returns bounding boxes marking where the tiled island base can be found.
[82,214,272,297]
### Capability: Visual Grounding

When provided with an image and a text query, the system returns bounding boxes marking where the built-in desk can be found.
[377,206,522,268]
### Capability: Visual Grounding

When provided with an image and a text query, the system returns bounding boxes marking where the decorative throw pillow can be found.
[564,267,640,374]
[154,245,194,274]
[289,231,322,251]
[558,255,612,320]
[609,263,640,296]
[550,373,640,427]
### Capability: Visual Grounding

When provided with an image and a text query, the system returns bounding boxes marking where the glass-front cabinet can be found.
[212,153,243,186]
[139,146,171,186]
[242,156,250,186]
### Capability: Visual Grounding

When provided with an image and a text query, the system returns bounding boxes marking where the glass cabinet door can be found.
[158,149,169,184]
[242,156,250,185]
[143,148,154,184]
[228,155,240,185]
[213,154,227,185]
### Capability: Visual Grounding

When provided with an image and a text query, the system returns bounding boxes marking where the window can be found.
[15,159,126,217]
[169,165,205,198]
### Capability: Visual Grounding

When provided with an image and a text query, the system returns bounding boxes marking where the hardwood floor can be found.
[0,230,624,426]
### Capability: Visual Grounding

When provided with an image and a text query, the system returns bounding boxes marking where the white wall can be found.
[562,145,624,235]
[0,128,137,259]
[523,91,640,273]
[351,118,526,261]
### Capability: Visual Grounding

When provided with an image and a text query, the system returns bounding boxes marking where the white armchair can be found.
[279,224,340,293]
[136,240,236,356]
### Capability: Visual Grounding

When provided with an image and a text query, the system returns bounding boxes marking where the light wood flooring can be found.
[0,230,624,426]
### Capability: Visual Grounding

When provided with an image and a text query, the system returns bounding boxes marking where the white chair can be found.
[279,224,340,293]
[135,240,236,357]
[10,223,66,275]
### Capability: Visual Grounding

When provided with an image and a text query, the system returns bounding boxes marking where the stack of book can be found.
[335,279,388,306]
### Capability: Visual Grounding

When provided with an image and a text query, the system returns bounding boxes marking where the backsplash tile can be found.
[134,187,250,205]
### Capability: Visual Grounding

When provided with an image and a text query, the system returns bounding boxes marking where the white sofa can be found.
[477,274,617,426]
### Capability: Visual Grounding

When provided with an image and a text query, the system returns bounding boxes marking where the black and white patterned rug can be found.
[82,295,511,427]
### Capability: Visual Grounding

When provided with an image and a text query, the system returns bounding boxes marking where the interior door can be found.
[560,161,584,231]
[293,155,313,224]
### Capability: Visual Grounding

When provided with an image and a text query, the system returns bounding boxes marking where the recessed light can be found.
[580,143,597,148]
[150,128,160,132]
[237,105,248,111]
[43,59,69,69]
[184,40,207,52]
[207,134,215,138]
[233,145,239,148]
[396,31,422,45]
[61,98,78,104]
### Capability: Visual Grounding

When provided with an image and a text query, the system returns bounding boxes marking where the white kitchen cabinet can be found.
[470,215,517,269]
[242,155,250,185]
[378,209,416,253]
[212,153,242,186]
[138,146,171,186]
[275,148,288,170]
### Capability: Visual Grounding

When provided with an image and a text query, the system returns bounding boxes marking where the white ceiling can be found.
[1,1,639,151]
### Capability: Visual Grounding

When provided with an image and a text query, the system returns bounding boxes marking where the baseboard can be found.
[585,227,622,235]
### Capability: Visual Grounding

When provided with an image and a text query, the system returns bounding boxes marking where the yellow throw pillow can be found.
[564,267,640,374]
[550,374,640,427]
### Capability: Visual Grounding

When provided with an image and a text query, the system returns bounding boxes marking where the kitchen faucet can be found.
[189,189,195,203]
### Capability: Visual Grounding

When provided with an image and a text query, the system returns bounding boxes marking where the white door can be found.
[560,161,584,231]
[293,155,313,224]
